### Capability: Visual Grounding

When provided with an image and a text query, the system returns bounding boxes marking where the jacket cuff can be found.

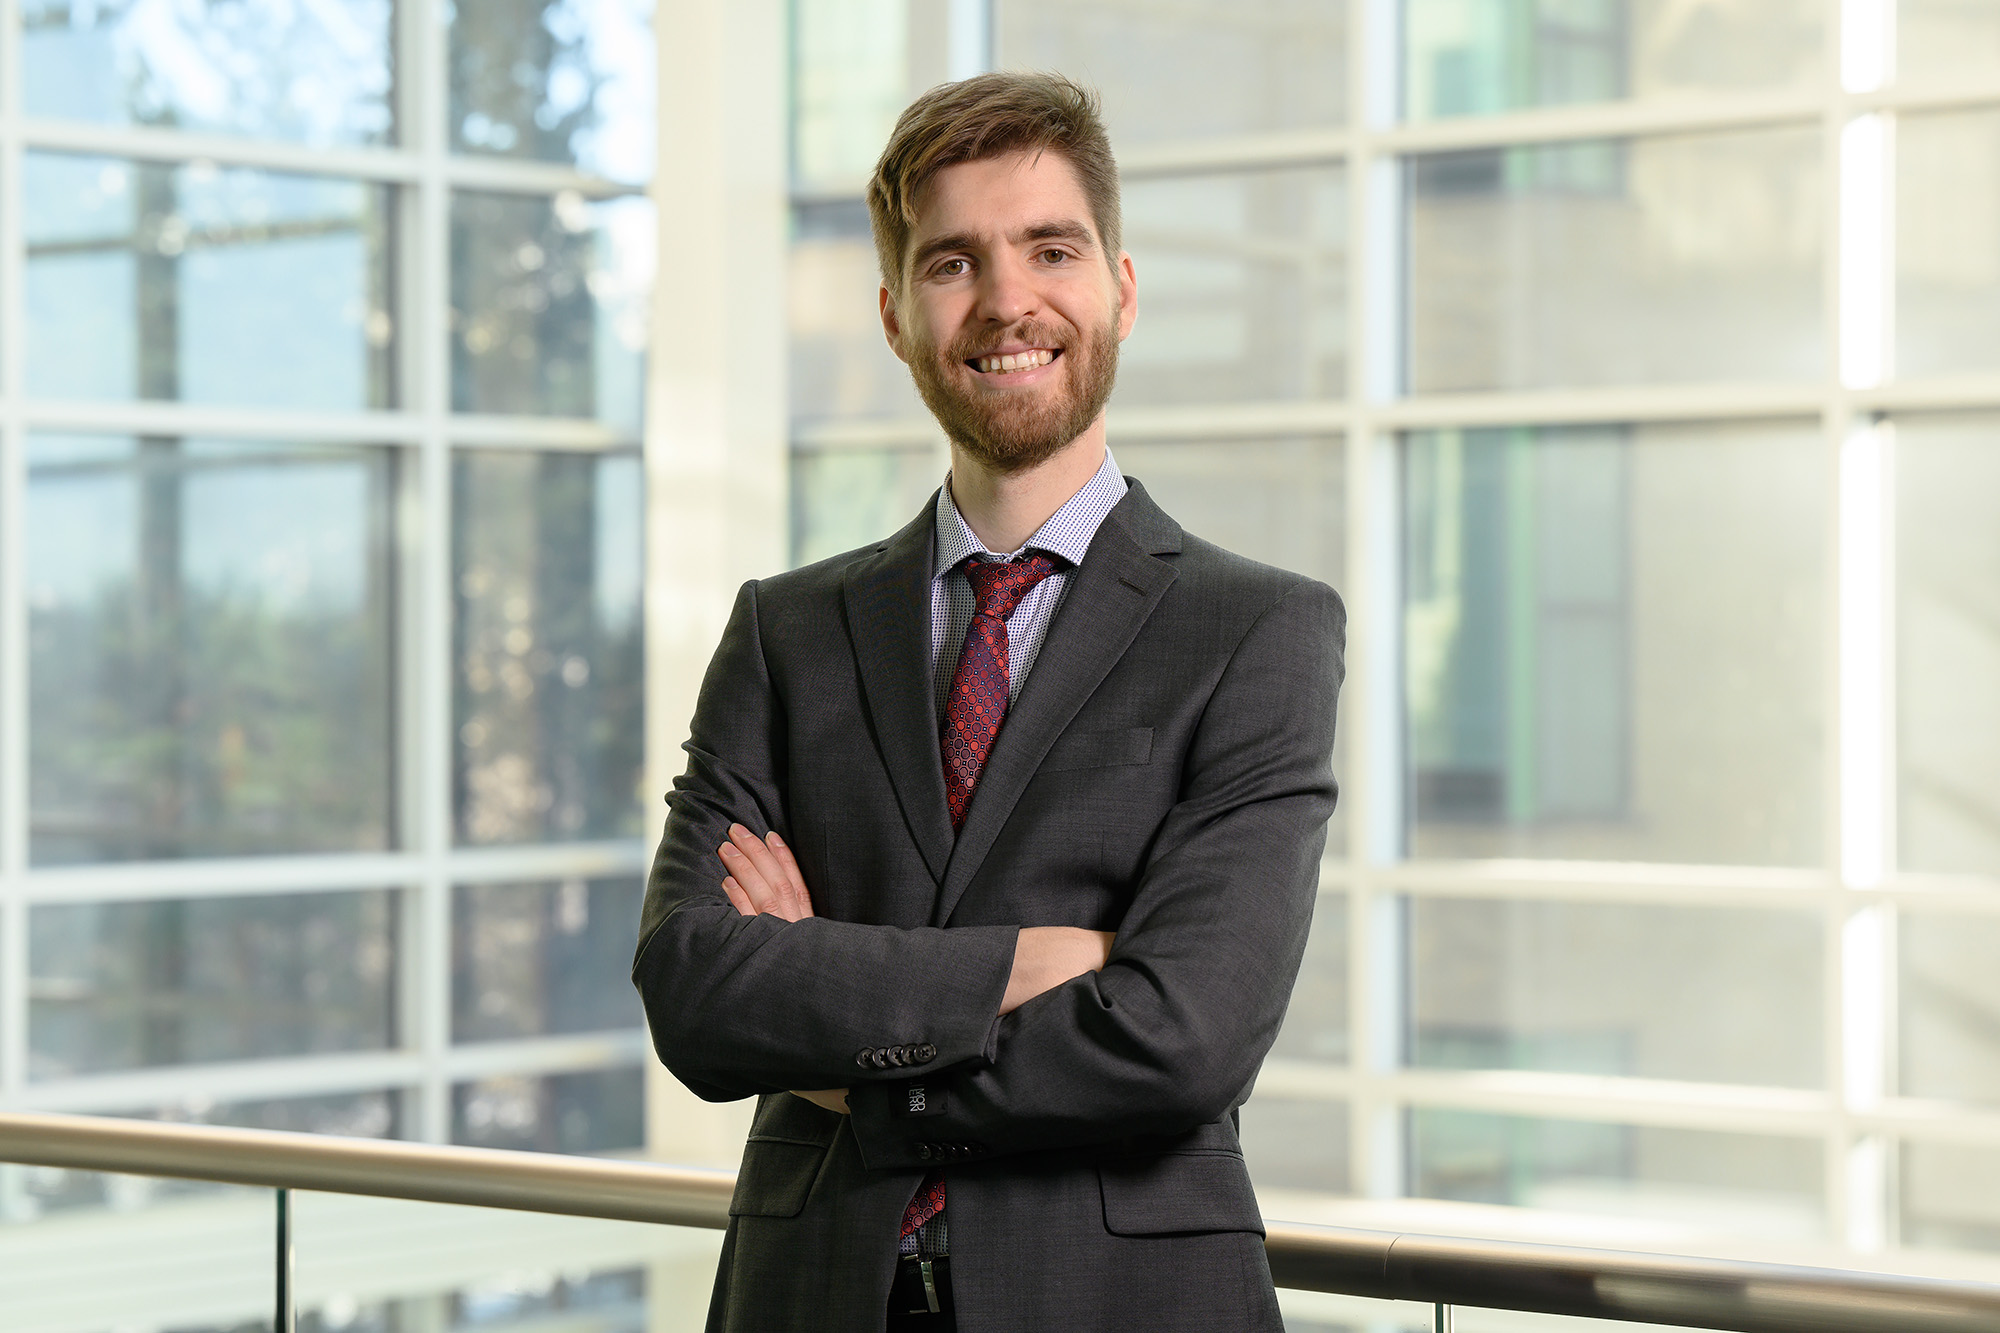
[848,1076,995,1172]
[841,923,1017,1082]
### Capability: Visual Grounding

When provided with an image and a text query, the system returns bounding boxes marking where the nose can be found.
[973,249,1037,327]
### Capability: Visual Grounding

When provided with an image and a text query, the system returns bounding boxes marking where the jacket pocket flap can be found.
[1041,726,1154,775]
[729,1137,831,1218]
[1098,1150,1264,1237]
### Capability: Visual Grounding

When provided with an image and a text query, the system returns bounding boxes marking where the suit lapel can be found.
[933,482,1183,926]
[842,501,954,884]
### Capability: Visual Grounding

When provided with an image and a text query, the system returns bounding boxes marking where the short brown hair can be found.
[867,72,1121,291]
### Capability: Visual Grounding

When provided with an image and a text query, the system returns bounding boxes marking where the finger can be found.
[763,832,814,919]
[721,876,755,916]
[729,825,798,914]
[718,841,781,913]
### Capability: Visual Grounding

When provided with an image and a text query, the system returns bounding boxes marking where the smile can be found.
[968,348,1059,375]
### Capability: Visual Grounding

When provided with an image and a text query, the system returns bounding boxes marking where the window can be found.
[785,0,2000,1264]
[0,0,656,1166]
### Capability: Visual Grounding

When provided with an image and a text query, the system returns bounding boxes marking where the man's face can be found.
[880,149,1139,476]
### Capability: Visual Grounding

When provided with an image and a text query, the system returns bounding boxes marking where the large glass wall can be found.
[788,0,2000,1271]
[0,0,657,1214]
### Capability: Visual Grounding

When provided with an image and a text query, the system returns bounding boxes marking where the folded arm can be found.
[843,579,1345,1167]
[631,579,1024,1101]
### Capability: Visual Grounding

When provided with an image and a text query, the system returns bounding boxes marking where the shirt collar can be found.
[932,446,1129,579]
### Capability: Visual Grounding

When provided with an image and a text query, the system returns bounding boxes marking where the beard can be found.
[905,314,1121,476]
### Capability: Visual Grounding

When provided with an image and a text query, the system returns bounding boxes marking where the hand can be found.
[791,1088,851,1115]
[1001,927,1114,1015]
[718,824,815,922]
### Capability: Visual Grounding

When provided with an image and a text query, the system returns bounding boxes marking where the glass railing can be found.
[3,1110,1998,1333]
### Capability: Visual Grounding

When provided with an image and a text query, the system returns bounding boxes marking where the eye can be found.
[1039,248,1069,264]
[935,257,969,277]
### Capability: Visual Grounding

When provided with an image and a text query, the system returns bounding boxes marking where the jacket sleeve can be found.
[844,579,1344,1167]
[631,579,1019,1103]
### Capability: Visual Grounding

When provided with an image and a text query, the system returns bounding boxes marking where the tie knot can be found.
[963,552,1059,620]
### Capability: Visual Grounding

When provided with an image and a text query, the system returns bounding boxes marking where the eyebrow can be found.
[909,218,1099,273]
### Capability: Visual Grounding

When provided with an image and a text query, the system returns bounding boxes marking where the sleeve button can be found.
[856,1049,875,1069]
[917,1143,934,1161]
[916,1043,937,1062]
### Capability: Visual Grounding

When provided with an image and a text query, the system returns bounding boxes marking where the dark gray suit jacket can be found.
[633,480,1344,1332]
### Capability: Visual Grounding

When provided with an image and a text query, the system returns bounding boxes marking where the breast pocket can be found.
[1098,1150,1264,1237]
[1039,726,1154,775]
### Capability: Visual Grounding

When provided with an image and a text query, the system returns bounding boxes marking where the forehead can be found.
[909,149,1096,245]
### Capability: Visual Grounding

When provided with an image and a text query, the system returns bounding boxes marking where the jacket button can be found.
[856,1049,875,1069]
[918,1143,934,1161]
[916,1043,937,1063]
[870,1049,892,1069]
[889,1045,909,1066]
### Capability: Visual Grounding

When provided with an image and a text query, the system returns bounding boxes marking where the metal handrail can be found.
[4,1111,2000,1333]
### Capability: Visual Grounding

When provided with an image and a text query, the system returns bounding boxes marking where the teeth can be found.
[976,348,1056,374]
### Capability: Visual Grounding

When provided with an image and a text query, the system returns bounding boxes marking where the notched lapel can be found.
[842,505,954,884]
[933,485,1183,925]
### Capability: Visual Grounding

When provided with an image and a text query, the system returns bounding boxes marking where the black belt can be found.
[888,1254,954,1318]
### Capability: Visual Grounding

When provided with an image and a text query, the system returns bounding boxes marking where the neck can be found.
[948,420,1107,554]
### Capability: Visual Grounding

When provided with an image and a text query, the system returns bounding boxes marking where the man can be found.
[634,72,1343,1332]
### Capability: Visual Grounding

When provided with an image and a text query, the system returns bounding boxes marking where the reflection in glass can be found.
[1402,421,1823,864]
[793,0,907,183]
[1403,0,1821,120]
[1408,1109,1824,1240]
[1898,1,2000,89]
[449,0,655,184]
[1903,1142,2000,1255]
[1898,414,2000,876]
[1118,167,1346,406]
[454,450,643,847]
[27,435,396,864]
[790,200,926,426]
[790,445,940,566]
[1406,128,1821,393]
[996,0,1346,146]
[1897,111,2000,381]
[26,155,396,409]
[1242,1098,1348,1198]
[452,1067,645,1154]
[1269,893,1348,1065]
[454,877,646,1042]
[1900,914,2000,1107]
[451,191,652,429]
[23,0,394,145]
[29,891,398,1079]
[1410,898,1822,1087]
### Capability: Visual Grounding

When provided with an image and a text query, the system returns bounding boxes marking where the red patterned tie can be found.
[940,553,1060,830]
[900,552,1060,1249]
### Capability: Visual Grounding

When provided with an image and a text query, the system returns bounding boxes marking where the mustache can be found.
[941,322,1073,363]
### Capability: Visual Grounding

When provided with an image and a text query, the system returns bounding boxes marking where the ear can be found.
[1114,250,1138,342]
[879,283,911,364]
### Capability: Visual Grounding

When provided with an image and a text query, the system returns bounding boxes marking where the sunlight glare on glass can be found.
[1839,114,1890,391]
[1839,423,1889,889]
[1841,0,1894,94]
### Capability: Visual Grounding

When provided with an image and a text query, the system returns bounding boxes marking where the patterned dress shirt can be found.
[928,447,1129,719]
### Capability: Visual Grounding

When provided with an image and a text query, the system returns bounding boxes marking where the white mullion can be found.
[18,118,419,182]
[1345,0,1406,1206]
[0,0,26,1123]
[20,399,424,444]
[410,0,455,1147]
